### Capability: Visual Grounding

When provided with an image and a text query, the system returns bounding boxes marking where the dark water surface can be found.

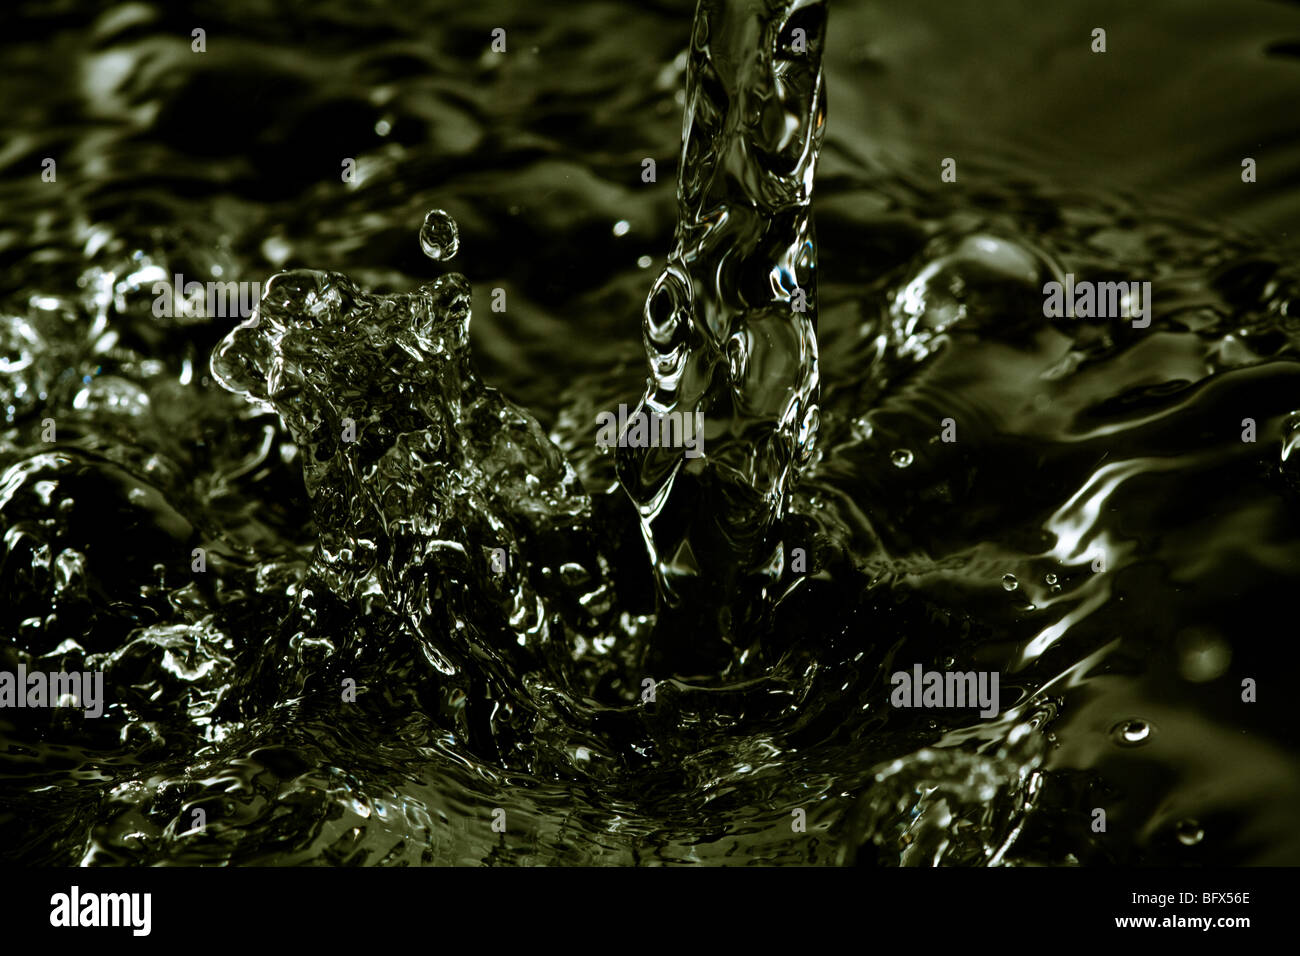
[3,0,1300,865]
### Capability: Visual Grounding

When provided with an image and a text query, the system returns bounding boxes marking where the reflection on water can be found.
[3,0,1300,866]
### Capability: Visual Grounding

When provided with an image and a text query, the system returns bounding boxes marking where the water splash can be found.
[840,722,1046,866]
[210,253,615,757]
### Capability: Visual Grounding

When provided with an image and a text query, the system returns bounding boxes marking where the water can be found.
[616,0,825,658]
[3,0,1300,866]
[419,209,459,262]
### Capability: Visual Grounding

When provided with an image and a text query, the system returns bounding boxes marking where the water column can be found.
[616,0,826,667]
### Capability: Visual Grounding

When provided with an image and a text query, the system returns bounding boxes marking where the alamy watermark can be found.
[151,273,262,319]
[595,404,705,458]
[1043,274,1151,328]
[890,664,1000,718]
[50,886,150,936]
[0,665,105,717]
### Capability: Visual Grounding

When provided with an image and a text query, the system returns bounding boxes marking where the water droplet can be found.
[637,255,653,269]
[613,220,631,237]
[1045,573,1058,586]
[1111,719,1152,747]
[1176,629,1232,683]
[419,209,459,261]
[261,235,292,267]
[891,448,913,468]
[1176,819,1204,846]
[1002,573,1018,591]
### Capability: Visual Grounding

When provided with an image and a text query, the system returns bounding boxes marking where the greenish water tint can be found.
[3,0,1300,865]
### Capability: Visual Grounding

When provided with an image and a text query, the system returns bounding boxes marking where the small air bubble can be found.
[419,209,460,262]
[613,220,631,237]
[891,448,913,468]
[1002,573,1018,591]
[1111,719,1152,747]
[1045,573,1058,586]
[1175,819,1204,846]
[1176,629,1232,683]
[637,255,653,269]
